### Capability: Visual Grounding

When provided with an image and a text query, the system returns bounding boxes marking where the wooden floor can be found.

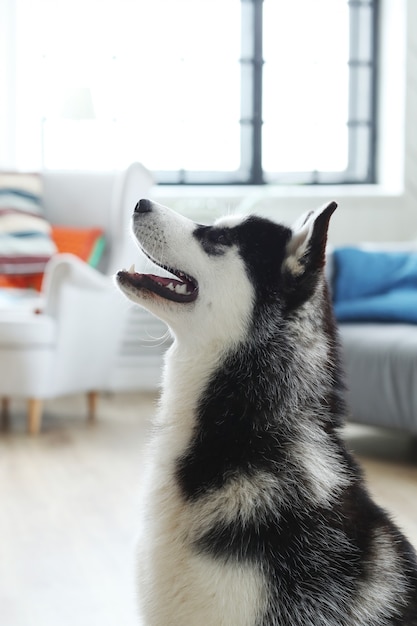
[1,393,416,626]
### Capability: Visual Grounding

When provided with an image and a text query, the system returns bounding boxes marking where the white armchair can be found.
[0,163,154,434]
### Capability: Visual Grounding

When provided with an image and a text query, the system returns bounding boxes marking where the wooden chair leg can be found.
[1,397,10,430]
[27,398,43,435]
[87,391,98,423]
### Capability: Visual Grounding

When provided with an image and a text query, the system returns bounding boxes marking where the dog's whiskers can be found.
[141,327,171,347]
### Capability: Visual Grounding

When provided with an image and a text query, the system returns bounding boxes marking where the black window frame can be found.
[156,0,378,186]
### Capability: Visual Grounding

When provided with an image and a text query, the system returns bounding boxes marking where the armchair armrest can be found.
[41,253,129,390]
[42,253,116,317]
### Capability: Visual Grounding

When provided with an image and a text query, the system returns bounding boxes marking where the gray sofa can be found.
[328,244,417,434]
[338,323,417,434]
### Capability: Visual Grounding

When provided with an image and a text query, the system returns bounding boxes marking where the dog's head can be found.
[116,199,337,346]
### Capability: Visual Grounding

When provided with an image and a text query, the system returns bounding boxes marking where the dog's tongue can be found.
[150,275,179,287]
[148,274,190,296]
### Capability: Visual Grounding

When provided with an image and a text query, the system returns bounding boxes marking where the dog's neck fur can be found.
[156,333,239,461]
[156,269,345,491]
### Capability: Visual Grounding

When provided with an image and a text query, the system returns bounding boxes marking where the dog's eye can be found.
[209,230,230,246]
[193,225,232,256]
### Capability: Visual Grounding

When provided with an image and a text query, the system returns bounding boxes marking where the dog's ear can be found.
[284,201,337,276]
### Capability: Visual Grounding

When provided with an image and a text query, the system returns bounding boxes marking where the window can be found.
[12,0,377,184]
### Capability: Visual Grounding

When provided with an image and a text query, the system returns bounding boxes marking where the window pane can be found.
[11,0,375,183]
[262,0,350,174]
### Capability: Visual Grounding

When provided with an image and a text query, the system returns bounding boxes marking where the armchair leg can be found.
[1,397,10,430]
[87,391,98,423]
[28,398,43,435]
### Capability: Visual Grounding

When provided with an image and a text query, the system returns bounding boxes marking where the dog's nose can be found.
[134,199,152,214]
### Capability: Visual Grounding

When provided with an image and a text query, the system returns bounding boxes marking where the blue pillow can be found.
[333,247,417,302]
[332,247,417,323]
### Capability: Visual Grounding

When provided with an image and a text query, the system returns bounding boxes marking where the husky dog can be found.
[116,199,417,626]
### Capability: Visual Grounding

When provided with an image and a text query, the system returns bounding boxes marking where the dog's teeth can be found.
[167,283,175,291]
[175,283,188,295]
[128,264,136,274]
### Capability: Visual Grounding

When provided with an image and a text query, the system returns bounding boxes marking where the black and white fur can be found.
[117,199,417,626]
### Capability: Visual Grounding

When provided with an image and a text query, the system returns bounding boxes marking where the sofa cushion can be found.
[339,323,417,432]
[0,310,56,347]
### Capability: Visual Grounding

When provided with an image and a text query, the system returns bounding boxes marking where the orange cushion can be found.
[51,226,104,263]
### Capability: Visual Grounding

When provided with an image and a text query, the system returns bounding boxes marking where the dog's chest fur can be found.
[137,345,268,626]
[138,327,417,626]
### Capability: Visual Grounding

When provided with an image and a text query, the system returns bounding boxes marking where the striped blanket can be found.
[0,174,56,274]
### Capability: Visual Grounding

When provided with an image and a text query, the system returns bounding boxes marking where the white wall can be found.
[152,0,417,247]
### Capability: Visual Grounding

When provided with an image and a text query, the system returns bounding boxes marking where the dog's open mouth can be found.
[117,261,198,304]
